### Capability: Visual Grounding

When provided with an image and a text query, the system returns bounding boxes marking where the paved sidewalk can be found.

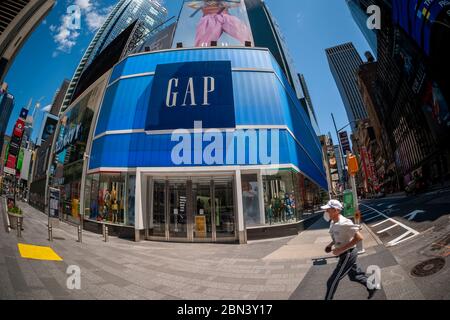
[0,198,424,300]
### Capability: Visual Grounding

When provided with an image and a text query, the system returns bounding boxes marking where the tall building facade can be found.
[29,80,69,211]
[0,0,55,83]
[0,87,14,153]
[326,42,368,132]
[61,0,168,111]
[370,0,450,186]
[47,0,327,244]
[298,74,320,135]
[346,0,378,54]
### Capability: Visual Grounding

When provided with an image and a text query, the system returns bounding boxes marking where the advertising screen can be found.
[19,108,29,120]
[392,0,450,56]
[172,0,254,48]
[13,119,25,138]
[38,114,58,146]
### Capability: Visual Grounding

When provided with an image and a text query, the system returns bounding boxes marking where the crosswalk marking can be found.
[377,224,399,234]
[371,219,390,228]
[387,231,417,247]
[360,204,420,247]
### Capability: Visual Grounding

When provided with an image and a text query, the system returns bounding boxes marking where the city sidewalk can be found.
[0,197,425,300]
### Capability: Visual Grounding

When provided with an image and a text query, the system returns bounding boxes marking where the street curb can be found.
[361,221,383,246]
[1,196,11,233]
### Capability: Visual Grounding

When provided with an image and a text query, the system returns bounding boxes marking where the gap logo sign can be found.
[145,61,235,131]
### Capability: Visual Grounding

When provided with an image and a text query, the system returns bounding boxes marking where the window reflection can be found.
[84,173,135,226]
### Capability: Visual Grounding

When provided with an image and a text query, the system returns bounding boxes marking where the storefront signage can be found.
[195,215,207,238]
[146,61,235,131]
[55,123,82,154]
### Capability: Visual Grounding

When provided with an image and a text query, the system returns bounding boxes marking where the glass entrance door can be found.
[192,178,213,240]
[150,179,166,237]
[214,177,236,240]
[148,175,236,242]
[168,180,188,239]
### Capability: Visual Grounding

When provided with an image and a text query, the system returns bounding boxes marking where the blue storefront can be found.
[83,47,327,243]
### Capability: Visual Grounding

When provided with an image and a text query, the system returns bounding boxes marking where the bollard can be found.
[17,218,22,238]
[77,225,82,243]
[104,224,108,242]
[48,223,53,242]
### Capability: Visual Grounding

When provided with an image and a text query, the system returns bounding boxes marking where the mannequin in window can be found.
[112,200,119,224]
[104,189,111,221]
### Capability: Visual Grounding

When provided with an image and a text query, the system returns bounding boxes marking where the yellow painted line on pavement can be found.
[18,243,63,261]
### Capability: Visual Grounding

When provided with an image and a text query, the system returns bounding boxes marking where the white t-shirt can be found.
[329,215,360,251]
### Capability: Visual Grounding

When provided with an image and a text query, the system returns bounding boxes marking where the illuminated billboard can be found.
[172,0,254,48]
[37,113,58,146]
[392,0,450,56]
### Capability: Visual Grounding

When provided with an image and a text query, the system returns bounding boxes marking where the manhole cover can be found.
[411,258,446,277]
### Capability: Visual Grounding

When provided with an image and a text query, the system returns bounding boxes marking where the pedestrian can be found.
[321,199,379,300]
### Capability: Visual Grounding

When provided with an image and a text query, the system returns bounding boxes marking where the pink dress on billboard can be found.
[193,2,252,47]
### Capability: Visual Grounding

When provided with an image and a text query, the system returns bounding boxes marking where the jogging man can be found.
[321,199,379,300]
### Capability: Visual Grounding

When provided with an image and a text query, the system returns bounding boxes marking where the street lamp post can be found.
[331,114,357,191]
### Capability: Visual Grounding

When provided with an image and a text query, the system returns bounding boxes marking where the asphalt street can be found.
[360,188,450,299]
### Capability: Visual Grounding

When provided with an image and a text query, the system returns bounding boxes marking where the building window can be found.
[84,173,135,226]
[241,174,262,227]
[262,170,299,225]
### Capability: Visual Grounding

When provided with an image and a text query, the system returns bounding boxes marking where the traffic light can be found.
[348,154,359,176]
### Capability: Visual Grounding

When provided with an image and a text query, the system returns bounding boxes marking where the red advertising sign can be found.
[4,154,17,175]
[13,118,25,138]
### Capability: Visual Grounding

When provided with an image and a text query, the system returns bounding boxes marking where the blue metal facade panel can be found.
[95,76,153,135]
[110,48,274,84]
[93,48,327,189]
[89,130,328,189]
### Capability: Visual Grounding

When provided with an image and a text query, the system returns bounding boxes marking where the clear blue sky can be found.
[4,0,372,145]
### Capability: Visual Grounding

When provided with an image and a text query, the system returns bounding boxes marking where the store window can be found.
[262,170,300,225]
[84,173,135,226]
[241,174,262,227]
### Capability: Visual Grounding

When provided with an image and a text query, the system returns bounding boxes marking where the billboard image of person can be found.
[38,114,58,146]
[173,0,253,48]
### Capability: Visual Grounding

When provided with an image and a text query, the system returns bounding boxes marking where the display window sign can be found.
[172,0,254,48]
[49,188,60,219]
[195,215,207,238]
[146,61,235,131]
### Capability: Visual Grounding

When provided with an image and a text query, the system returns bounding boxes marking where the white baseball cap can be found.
[321,199,343,211]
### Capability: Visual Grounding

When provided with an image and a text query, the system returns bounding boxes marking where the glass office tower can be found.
[61,0,168,112]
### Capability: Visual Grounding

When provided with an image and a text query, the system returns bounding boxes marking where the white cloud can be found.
[51,1,112,55]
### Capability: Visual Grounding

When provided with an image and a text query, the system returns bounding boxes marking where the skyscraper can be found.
[0,87,14,153]
[326,42,368,132]
[0,0,56,83]
[61,0,167,111]
[346,0,377,55]
[298,73,320,135]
